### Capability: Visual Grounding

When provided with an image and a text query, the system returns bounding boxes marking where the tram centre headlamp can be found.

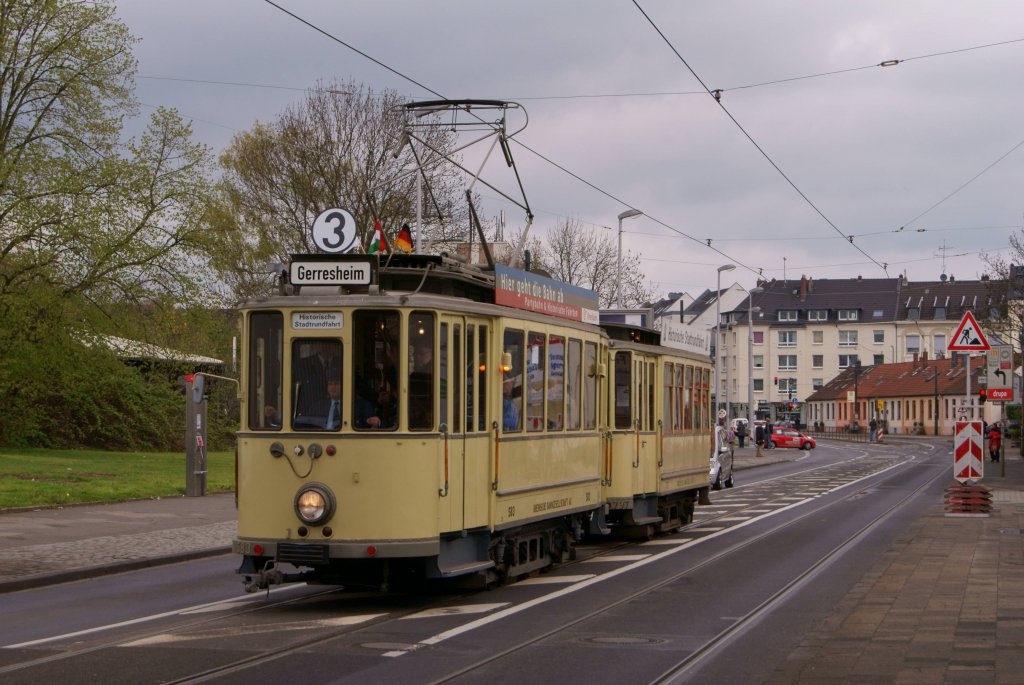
[294,483,336,525]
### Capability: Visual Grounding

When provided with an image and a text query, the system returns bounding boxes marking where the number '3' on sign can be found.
[311,208,358,254]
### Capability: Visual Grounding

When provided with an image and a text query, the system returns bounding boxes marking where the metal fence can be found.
[807,427,873,443]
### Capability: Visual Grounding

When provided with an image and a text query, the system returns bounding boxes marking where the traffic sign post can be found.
[953,420,983,483]
[948,312,991,421]
[985,345,1014,402]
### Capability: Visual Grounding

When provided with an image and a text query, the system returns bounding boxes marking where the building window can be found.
[753,331,764,345]
[838,309,858,321]
[908,307,920,320]
[813,330,823,344]
[753,378,764,392]
[839,330,858,347]
[934,334,946,354]
[872,309,884,318]
[873,330,884,344]
[812,354,823,368]
[934,306,946,319]
[873,354,884,366]
[906,334,920,355]
[808,310,828,321]
[753,355,764,369]
[779,378,797,393]
[778,310,798,322]
[812,378,823,390]
[839,354,859,368]
[778,355,797,370]
[778,331,796,347]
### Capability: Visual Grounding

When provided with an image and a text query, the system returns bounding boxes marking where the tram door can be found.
[438,315,491,533]
[634,354,658,494]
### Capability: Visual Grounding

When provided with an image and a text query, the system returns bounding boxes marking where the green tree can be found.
[0,0,222,448]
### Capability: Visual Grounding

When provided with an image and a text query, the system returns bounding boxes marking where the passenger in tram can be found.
[354,377,396,429]
[503,377,521,431]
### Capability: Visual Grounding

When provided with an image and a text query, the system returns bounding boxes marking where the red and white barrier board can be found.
[953,421,984,483]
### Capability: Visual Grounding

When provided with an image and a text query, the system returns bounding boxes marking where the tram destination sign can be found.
[289,253,376,286]
[495,264,600,324]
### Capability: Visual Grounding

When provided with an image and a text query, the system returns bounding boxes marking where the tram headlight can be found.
[294,483,335,525]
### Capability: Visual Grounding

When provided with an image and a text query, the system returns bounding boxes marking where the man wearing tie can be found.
[325,371,342,430]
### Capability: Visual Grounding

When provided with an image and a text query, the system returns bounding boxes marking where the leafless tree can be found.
[208,79,472,299]
[533,218,654,308]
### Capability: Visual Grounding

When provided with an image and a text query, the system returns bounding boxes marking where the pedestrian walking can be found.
[765,420,775,449]
[988,423,1002,462]
[736,420,747,448]
[869,417,878,442]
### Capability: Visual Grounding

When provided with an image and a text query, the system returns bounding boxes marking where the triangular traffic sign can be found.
[948,311,990,351]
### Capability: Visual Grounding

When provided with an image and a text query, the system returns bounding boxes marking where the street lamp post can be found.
[747,287,763,435]
[616,209,643,308]
[715,264,736,415]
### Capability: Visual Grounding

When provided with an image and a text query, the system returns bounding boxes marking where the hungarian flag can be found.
[367,219,388,255]
[395,223,413,253]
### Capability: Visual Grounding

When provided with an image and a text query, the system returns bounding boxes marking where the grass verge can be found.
[0,448,234,510]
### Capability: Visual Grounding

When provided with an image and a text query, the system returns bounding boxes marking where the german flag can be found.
[395,223,413,253]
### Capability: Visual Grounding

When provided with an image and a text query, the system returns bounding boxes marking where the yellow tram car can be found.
[233,254,713,591]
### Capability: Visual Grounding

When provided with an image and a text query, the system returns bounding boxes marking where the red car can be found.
[771,428,816,450]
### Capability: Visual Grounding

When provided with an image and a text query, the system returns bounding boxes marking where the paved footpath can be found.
[2,441,1023,685]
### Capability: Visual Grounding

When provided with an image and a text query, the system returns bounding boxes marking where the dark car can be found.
[771,427,816,450]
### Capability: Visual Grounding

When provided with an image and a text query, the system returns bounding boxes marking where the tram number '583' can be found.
[311,208,358,254]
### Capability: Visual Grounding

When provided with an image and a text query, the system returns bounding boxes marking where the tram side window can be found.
[502,329,523,432]
[663,363,674,434]
[566,339,581,431]
[647,361,655,431]
[684,365,693,431]
[291,338,342,430]
[248,312,283,430]
[408,311,435,431]
[526,331,545,432]
[701,368,711,430]
[477,325,488,432]
[352,311,399,430]
[634,359,643,429]
[583,342,598,430]
[673,364,683,432]
[547,335,564,431]
[466,325,475,432]
[614,351,631,429]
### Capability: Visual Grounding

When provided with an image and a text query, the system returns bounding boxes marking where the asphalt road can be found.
[0,439,944,684]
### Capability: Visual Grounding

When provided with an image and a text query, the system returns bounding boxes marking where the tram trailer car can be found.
[233,254,713,592]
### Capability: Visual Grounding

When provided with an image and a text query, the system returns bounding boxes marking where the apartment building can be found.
[717,274,1008,426]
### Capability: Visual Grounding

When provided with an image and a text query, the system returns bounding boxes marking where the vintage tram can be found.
[233,253,713,591]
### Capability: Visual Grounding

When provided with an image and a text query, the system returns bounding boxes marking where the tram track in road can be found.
[1,444,938,684]
[420,443,943,684]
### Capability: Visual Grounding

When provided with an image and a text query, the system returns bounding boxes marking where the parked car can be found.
[710,425,735,490]
[771,427,816,450]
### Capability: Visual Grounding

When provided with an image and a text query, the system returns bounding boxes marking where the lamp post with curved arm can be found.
[616,209,643,308]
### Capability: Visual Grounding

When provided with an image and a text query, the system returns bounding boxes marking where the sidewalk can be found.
[770,443,1024,684]
[0,492,237,593]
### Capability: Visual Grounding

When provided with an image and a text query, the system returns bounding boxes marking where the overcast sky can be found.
[116,1,1024,298]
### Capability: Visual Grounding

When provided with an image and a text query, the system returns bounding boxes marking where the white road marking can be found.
[580,554,650,563]
[3,584,310,649]
[118,614,385,647]
[516,574,596,584]
[401,603,508,619]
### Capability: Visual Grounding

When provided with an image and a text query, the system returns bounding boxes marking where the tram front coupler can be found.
[244,561,285,593]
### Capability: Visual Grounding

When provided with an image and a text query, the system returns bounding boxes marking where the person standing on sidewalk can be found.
[988,422,1002,462]
[869,417,878,442]
[736,420,747,448]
